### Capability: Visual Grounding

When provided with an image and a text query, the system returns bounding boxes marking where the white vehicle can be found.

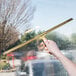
[16,52,68,76]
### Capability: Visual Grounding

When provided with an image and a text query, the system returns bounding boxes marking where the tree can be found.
[71,33,76,44]
[0,0,35,32]
[70,33,76,49]
[21,31,37,50]
[0,22,19,53]
[0,0,35,53]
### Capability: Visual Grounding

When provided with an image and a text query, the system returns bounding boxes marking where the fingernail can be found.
[44,40,49,44]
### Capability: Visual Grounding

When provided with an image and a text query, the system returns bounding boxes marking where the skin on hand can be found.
[42,38,62,58]
[42,38,76,76]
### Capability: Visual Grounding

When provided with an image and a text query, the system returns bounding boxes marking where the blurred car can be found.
[15,52,68,76]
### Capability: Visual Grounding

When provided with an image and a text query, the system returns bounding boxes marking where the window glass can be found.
[32,61,68,76]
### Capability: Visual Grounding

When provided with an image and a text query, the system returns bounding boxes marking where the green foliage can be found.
[20,31,73,51]
[71,33,76,44]
[0,61,11,70]
[6,30,75,52]
[0,55,6,59]
[21,31,37,50]
[25,31,36,40]
[7,40,21,50]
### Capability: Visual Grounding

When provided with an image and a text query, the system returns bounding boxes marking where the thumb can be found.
[42,37,49,45]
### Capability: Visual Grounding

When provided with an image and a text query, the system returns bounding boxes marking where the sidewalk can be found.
[0,72,15,76]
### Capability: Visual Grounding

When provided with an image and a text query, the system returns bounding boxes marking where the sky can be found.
[31,0,76,37]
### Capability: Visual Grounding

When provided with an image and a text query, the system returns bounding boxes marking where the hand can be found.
[37,42,45,51]
[42,38,61,57]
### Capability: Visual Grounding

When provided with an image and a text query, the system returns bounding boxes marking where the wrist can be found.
[52,50,63,59]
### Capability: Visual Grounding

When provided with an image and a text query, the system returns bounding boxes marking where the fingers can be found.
[42,37,49,45]
[42,38,50,51]
[42,38,52,54]
[40,42,45,47]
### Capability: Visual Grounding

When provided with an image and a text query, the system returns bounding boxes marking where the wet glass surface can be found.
[32,60,68,76]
